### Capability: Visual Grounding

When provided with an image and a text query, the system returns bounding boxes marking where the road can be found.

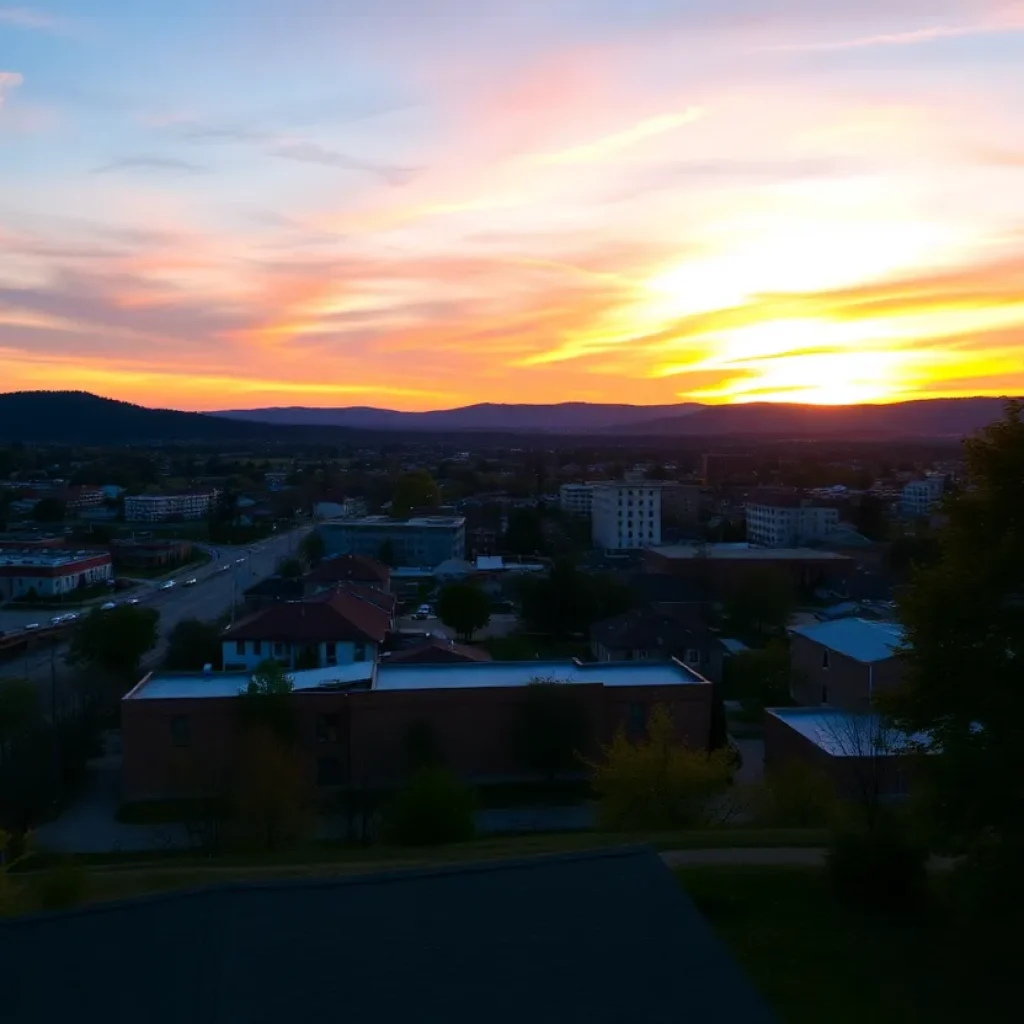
[0,526,311,690]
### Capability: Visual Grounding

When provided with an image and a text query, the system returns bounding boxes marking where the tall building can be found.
[900,477,945,517]
[319,515,465,567]
[124,491,217,522]
[559,483,594,516]
[592,482,662,551]
[745,503,839,548]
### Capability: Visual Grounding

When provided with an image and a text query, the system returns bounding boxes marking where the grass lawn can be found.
[677,867,1015,1024]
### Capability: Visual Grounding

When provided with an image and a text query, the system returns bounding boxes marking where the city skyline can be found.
[3,1,1024,411]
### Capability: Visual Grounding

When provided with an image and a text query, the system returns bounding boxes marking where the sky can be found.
[2,1,1024,412]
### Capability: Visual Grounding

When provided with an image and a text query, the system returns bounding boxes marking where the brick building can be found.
[789,618,905,710]
[0,548,113,600]
[763,706,921,801]
[121,660,712,802]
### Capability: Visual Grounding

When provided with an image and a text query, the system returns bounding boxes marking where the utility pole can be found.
[50,640,61,801]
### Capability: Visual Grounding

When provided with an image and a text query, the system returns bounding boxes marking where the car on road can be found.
[124,598,140,605]
[235,557,245,564]
[218,564,231,573]
[160,580,176,590]
[49,615,65,626]
[24,623,40,631]
[184,578,198,587]
[412,604,432,620]
[100,601,117,611]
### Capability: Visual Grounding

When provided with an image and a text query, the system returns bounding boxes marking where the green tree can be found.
[723,567,796,638]
[164,619,222,672]
[504,508,547,556]
[519,679,590,784]
[886,401,1024,915]
[517,560,626,638]
[435,581,491,642]
[234,727,309,850]
[68,605,159,684]
[299,530,325,567]
[852,493,889,541]
[32,497,66,523]
[725,640,792,714]
[276,556,305,579]
[391,470,439,518]
[238,659,296,744]
[378,539,397,566]
[380,767,476,846]
[0,678,38,768]
[587,704,734,830]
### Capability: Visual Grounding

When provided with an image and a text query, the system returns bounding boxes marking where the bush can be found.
[588,705,734,831]
[380,768,476,846]
[827,816,928,911]
[27,860,90,911]
[756,762,836,827]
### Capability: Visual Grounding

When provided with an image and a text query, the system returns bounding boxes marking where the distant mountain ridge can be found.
[216,396,1018,437]
[213,401,703,432]
[0,391,1017,444]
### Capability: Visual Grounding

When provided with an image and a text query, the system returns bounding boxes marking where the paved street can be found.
[0,525,311,688]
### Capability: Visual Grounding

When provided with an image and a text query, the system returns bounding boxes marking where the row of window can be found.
[233,640,366,662]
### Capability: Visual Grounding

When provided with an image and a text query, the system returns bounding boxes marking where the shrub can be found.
[27,860,90,911]
[826,815,928,911]
[588,705,734,831]
[756,761,836,827]
[380,768,476,846]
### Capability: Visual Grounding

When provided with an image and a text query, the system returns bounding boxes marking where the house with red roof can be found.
[221,588,391,672]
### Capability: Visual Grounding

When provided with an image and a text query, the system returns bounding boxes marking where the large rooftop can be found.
[649,544,849,561]
[0,547,110,568]
[790,617,905,662]
[768,707,926,757]
[125,658,706,700]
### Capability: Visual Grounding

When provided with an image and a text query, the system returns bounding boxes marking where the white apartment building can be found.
[559,483,594,516]
[900,477,945,517]
[124,491,218,522]
[745,504,839,548]
[592,482,662,551]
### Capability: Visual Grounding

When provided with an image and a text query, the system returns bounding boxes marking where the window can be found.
[317,757,342,786]
[316,713,340,744]
[325,641,337,666]
[353,642,366,662]
[822,649,830,669]
[628,702,646,734]
[821,685,830,705]
[273,642,286,658]
[253,640,262,656]
[685,648,700,665]
[170,715,191,748]
[235,640,245,656]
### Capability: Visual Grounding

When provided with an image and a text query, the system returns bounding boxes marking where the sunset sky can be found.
[3,1,1024,411]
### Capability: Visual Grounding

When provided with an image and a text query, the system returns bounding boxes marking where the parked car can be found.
[412,604,432,620]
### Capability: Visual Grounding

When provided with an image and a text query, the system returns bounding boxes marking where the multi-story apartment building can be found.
[319,516,465,567]
[0,548,113,600]
[745,503,839,548]
[592,482,663,551]
[559,483,594,516]
[123,491,218,522]
[900,477,946,517]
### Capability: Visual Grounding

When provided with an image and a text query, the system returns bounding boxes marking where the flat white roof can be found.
[790,618,905,663]
[768,707,926,757]
[126,659,704,699]
[373,660,704,691]
[127,662,375,700]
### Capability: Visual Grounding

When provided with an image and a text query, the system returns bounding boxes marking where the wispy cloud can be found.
[763,13,1024,53]
[0,69,23,108]
[269,140,417,184]
[92,155,207,176]
[0,6,61,31]
[533,108,704,165]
